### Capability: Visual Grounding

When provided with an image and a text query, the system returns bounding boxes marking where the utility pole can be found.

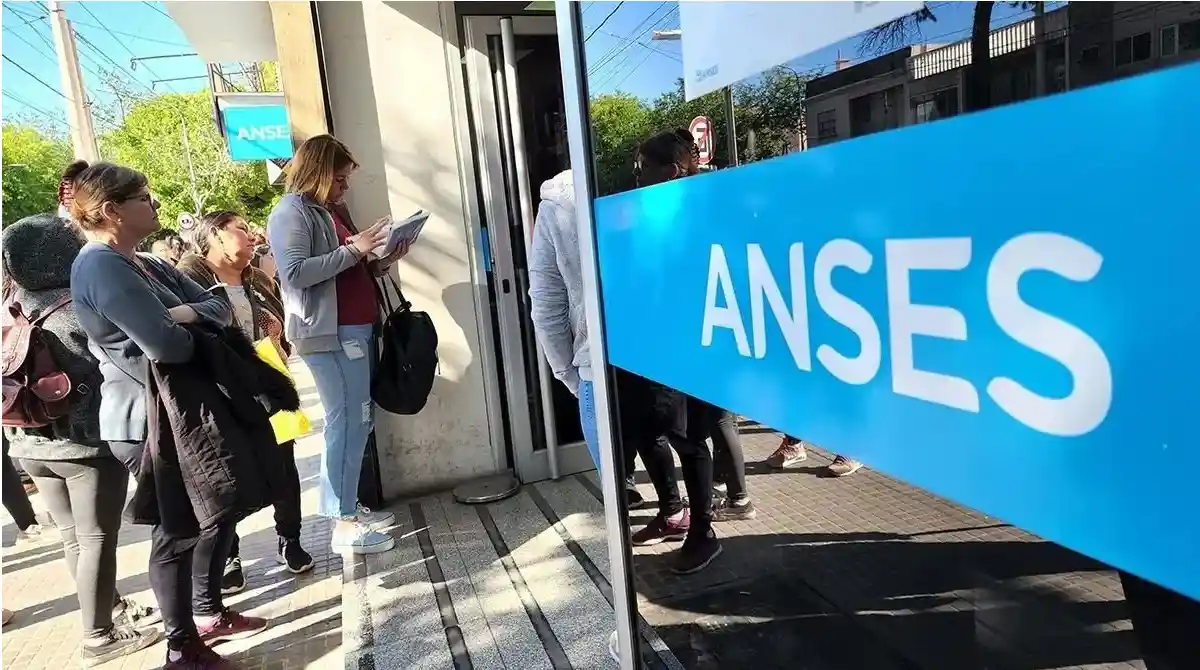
[47,0,99,162]
[179,115,202,214]
[1034,2,1047,97]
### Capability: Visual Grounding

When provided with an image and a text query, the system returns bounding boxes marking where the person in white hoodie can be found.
[527,169,603,462]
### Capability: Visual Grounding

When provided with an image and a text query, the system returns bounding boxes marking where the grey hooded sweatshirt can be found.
[528,169,591,396]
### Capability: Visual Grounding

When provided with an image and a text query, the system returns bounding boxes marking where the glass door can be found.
[462,14,595,483]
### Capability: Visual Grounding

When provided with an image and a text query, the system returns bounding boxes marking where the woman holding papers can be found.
[266,135,408,555]
[178,210,315,589]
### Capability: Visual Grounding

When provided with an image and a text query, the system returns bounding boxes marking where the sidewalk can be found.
[5,385,1149,669]
[1,364,344,670]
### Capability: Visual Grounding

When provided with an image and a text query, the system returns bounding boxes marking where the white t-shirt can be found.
[225,285,255,341]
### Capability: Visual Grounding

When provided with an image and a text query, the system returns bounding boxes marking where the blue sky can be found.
[2,1,1066,134]
[581,1,1067,101]
[2,1,207,134]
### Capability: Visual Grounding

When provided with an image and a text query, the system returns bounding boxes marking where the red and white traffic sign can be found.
[689,115,714,166]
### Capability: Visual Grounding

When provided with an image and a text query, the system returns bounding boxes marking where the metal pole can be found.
[1034,2,1047,97]
[556,3,639,668]
[47,1,99,162]
[180,115,201,214]
[723,85,738,167]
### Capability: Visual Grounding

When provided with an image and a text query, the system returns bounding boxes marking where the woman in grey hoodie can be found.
[3,214,161,665]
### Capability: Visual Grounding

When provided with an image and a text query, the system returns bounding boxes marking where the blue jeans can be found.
[578,380,601,470]
[300,324,375,518]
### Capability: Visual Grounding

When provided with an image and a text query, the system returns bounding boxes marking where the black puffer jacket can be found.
[132,322,300,538]
[2,214,108,461]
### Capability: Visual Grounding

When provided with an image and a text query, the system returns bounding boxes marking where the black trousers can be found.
[711,410,748,500]
[2,442,38,531]
[615,370,713,530]
[110,441,235,646]
[1119,571,1200,669]
[228,440,302,560]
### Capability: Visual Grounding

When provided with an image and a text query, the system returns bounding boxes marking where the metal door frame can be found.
[462,14,594,483]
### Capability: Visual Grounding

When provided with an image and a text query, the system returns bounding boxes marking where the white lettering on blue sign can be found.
[235,124,291,142]
[701,233,1112,438]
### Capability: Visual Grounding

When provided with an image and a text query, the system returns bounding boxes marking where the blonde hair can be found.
[69,162,149,231]
[284,135,358,204]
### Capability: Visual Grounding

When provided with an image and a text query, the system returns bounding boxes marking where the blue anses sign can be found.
[593,63,1200,600]
[222,104,293,162]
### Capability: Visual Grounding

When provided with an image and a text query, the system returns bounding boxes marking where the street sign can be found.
[221,104,293,162]
[690,116,714,166]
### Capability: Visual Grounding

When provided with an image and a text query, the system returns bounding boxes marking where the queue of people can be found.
[2,132,410,668]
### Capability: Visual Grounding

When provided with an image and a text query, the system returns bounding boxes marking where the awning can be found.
[163,1,278,63]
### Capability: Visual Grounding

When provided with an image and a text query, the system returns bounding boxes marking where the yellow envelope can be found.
[255,338,312,444]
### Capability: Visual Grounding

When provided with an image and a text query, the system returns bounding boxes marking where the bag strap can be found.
[7,293,71,325]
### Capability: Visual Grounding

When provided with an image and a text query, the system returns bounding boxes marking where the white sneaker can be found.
[16,524,47,545]
[331,522,394,555]
[608,630,619,663]
[356,504,395,531]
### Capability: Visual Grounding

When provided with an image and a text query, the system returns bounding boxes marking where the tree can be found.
[860,2,1040,112]
[101,91,277,228]
[589,93,652,196]
[588,65,809,195]
[2,124,73,227]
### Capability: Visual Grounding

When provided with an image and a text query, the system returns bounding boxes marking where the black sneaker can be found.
[626,478,645,508]
[671,529,722,575]
[278,537,314,574]
[80,624,162,667]
[113,596,162,629]
[220,557,246,595]
[712,498,757,522]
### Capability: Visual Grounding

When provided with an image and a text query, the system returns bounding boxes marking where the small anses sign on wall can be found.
[221,103,293,162]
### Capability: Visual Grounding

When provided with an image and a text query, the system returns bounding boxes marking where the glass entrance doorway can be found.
[461,14,593,483]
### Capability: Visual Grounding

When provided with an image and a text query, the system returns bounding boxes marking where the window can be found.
[1115,32,1152,66]
[1181,18,1200,51]
[1162,24,1179,58]
[912,87,959,124]
[816,110,837,141]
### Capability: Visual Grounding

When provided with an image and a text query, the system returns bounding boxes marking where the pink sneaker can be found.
[196,609,268,643]
[766,436,808,469]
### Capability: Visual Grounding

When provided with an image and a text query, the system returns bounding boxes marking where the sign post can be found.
[690,115,714,167]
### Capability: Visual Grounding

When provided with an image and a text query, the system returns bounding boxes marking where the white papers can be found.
[370,210,430,258]
[679,1,927,100]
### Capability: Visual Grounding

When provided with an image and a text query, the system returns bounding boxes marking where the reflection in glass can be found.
[573,2,1200,668]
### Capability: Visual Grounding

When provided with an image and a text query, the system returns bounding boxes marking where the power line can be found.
[3,24,56,61]
[77,1,178,93]
[588,3,671,77]
[592,4,675,84]
[142,1,173,21]
[3,54,67,100]
[585,1,623,42]
[3,89,67,127]
[66,20,191,48]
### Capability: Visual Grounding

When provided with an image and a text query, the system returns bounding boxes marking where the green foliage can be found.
[589,66,808,195]
[101,91,278,229]
[589,93,652,196]
[2,124,73,227]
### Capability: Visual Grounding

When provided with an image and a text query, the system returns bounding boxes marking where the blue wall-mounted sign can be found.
[593,63,1200,600]
[222,104,293,162]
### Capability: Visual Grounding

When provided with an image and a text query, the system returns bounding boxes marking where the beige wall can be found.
[317,1,498,497]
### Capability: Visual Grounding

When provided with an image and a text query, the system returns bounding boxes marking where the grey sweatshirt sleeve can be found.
[80,251,198,364]
[268,200,360,290]
[528,204,580,395]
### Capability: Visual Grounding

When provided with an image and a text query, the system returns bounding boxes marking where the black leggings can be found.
[711,411,748,500]
[20,457,128,638]
[2,444,38,531]
[110,441,235,646]
[229,440,302,560]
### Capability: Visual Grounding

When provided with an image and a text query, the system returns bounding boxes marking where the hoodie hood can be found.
[2,214,84,291]
[539,169,575,212]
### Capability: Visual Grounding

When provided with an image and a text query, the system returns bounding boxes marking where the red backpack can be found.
[2,295,74,428]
